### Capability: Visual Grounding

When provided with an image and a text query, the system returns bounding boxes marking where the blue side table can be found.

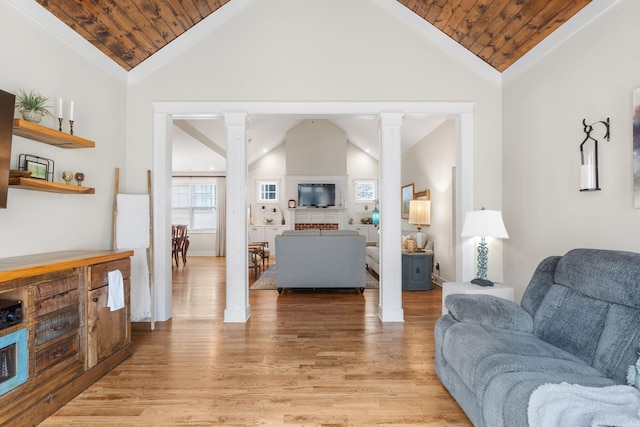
[402,252,433,290]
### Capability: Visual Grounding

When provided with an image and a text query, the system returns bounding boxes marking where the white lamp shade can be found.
[408,200,431,226]
[461,209,509,238]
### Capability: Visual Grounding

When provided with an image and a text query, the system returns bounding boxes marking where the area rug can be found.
[250,263,379,290]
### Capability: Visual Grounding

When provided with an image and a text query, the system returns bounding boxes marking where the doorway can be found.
[152,102,476,323]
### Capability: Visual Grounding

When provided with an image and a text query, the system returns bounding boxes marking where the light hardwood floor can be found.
[41,256,471,426]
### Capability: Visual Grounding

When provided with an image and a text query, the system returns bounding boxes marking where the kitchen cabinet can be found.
[248,225,285,257]
[347,224,379,244]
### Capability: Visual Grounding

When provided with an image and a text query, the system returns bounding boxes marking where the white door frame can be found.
[151,101,475,323]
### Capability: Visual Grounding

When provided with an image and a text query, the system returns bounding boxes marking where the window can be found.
[172,183,217,230]
[354,180,377,203]
[257,180,279,203]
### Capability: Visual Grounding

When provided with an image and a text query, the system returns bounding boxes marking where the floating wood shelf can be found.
[9,177,95,194]
[13,119,95,149]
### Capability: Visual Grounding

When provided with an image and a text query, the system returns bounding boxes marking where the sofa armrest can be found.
[445,294,533,333]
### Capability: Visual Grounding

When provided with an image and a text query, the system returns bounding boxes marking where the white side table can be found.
[442,281,515,315]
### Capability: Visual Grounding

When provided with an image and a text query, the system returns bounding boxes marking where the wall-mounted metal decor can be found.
[579,118,610,191]
[18,154,54,182]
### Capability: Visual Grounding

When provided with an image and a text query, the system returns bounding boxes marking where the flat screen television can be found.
[298,183,335,207]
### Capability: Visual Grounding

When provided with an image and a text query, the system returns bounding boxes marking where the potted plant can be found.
[15,89,53,123]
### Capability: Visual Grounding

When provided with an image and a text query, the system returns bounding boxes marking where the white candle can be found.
[58,98,63,119]
[69,101,74,121]
[580,165,595,190]
[580,152,596,190]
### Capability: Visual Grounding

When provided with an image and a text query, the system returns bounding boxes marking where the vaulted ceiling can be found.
[35,0,591,72]
[27,0,595,172]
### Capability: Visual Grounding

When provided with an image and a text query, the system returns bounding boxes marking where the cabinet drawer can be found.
[90,259,130,290]
[34,307,79,347]
[33,277,79,318]
[34,334,78,375]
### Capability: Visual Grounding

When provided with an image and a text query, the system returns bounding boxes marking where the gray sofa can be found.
[365,233,433,276]
[435,248,640,427]
[274,229,366,293]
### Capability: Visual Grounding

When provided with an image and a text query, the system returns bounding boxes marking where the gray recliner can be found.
[435,248,640,427]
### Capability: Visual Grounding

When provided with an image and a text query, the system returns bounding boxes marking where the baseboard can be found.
[432,273,447,287]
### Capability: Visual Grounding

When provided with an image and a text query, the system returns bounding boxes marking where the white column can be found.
[456,113,475,282]
[223,113,251,323]
[378,113,404,323]
[152,112,173,322]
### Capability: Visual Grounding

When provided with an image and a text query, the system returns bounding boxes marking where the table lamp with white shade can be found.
[408,199,431,249]
[461,207,509,282]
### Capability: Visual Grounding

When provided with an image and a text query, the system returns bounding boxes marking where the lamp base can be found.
[471,278,494,287]
[415,231,423,249]
[476,237,489,280]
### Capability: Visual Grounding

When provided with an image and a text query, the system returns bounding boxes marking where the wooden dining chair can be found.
[172,225,188,268]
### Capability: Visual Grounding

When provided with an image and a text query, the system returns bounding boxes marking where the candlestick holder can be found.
[69,120,74,135]
[58,118,63,132]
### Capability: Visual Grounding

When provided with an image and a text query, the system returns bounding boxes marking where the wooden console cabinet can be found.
[0,250,133,426]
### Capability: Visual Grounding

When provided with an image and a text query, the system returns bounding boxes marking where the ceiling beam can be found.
[173,119,226,158]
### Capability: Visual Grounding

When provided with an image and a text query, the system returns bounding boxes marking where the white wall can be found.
[502,0,640,301]
[0,2,127,258]
[286,120,347,176]
[249,142,288,224]
[346,143,379,224]
[402,120,456,283]
[248,133,378,225]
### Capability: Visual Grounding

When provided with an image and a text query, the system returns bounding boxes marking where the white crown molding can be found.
[7,0,127,83]
[127,0,254,84]
[502,0,621,84]
[372,0,501,85]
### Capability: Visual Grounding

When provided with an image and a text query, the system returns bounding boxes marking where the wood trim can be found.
[0,251,134,283]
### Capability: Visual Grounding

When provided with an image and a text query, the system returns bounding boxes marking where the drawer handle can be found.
[48,347,68,359]
[92,297,99,303]
[415,267,421,273]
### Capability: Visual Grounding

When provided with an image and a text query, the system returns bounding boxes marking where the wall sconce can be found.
[408,200,430,248]
[580,118,610,191]
[461,207,509,283]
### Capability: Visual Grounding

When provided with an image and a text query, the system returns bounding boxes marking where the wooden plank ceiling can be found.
[36,0,591,72]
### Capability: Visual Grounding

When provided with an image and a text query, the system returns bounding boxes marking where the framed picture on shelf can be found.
[401,183,414,219]
[19,154,54,182]
[26,161,47,180]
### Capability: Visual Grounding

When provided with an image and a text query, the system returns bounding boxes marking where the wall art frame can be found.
[633,88,640,208]
[401,183,414,219]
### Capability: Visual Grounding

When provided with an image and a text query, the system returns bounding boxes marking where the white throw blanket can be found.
[107,269,125,311]
[115,193,151,322]
[129,249,151,321]
[115,194,150,249]
[528,382,640,427]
